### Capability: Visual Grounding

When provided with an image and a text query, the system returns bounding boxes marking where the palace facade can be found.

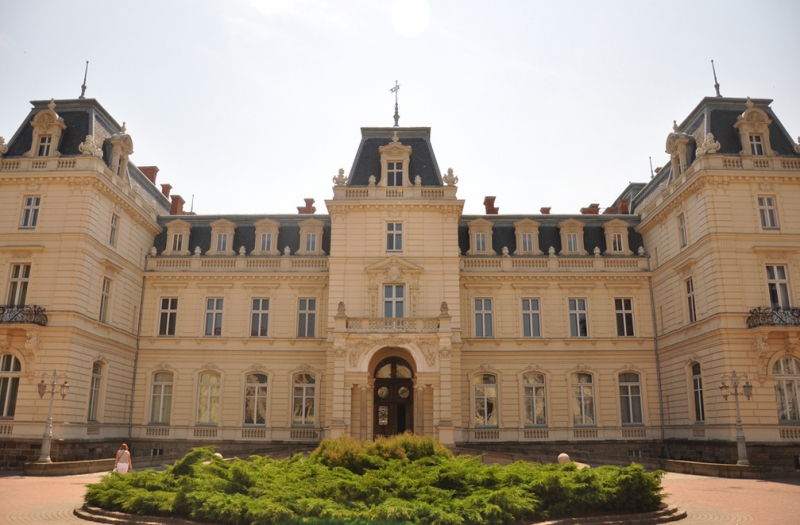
[1,94,799,471]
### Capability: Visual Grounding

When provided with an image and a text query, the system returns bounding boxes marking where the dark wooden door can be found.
[373,357,414,437]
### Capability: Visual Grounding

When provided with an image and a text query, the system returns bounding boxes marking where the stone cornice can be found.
[460,274,649,283]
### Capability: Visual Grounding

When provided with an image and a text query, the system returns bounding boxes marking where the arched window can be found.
[691,363,705,423]
[522,372,546,426]
[149,372,173,424]
[197,373,220,425]
[619,372,643,425]
[0,354,21,418]
[773,357,800,422]
[571,372,595,425]
[474,374,498,427]
[244,373,268,426]
[292,373,316,427]
[87,362,103,422]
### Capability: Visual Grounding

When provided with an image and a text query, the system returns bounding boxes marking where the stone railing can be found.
[345,317,440,333]
[333,185,458,200]
[0,305,48,326]
[461,256,647,272]
[148,256,328,272]
[746,307,800,328]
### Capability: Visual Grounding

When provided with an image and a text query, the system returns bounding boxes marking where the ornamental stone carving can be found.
[79,135,103,157]
[0,137,7,157]
[386,259,402,282]
[443,168,459,186]
[795,137,800,155]
[695,133,721,156]
[333,168,348,186]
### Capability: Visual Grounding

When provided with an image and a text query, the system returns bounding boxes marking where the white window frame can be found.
[20,196,40,229]
[260,233,273,252]
[521,233,533,253]
[523,372,546,426]
[383,284,405,318]
[569,298,588,338]
[305,233,317,253]
[158,297,178,336]
[766,265,791,310]
[297,298,316,338]
[196,372,220,425]
[244,373,268,426]
[749,134,764,156]
[149,372,173,424]
[386,161,403,187]
[474,298,493,338]
[773,357,800,422]
[204,298,224,337]
[87,362,102,422]
[474,373,498,427]
[171,233,184,253]
[567,233,579,253]
[6,264,31,307]
[611,233,624,253]
[571,372,595,426]
[109,214,119,247]
[521,298,541,338]
[292,373,316,427]
[37,135,52,157]
[614,298,635,337]
[758,196,779,230]
[686,278,697,323]
[619,372,643,425]
[0,354,22,418]
[251,298,270,337]
[691,363,705,423]
[99,278,111,323]
[386,222,403,251]
[216,233,228,253]
[475,233,486,253]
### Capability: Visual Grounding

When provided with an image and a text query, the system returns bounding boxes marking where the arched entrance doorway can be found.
[373,356,414,437]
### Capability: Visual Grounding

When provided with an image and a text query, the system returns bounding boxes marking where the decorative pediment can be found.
[24,100,67,158]
[209,218,236,230]
[734,98,775,157]
[378,132,413,188]
[364,256,424,274]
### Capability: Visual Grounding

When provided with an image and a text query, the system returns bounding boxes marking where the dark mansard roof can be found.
[347,127,443,186]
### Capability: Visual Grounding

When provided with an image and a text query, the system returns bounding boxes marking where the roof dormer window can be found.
[37,136,52,157]
[387,162,403,186]
[216,233,228,252]
[297,218,325,256]
[602,219,632,256]
[513,219,542,256]
[207,218,236,256]
[749,135,764,156]
[734,98,775,157]
[24,99,66,159]
[378,132,412,189]
[558,219,587,256]
[163,219,192,256]
[466,218,496,256]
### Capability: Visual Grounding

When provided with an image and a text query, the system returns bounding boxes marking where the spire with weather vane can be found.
[390,80,400,127]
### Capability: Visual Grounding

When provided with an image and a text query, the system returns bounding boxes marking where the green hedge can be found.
[85,435,663,525]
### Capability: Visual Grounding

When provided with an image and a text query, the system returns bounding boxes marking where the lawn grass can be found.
[85,434,664,525]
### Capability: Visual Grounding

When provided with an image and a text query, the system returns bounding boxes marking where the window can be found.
[244,373,268,425]
[569,298,588,338]
[474,299,493,338]
[0,354,21,418]
[158,298,178,336]
[297,298,316,338]
[758,196,779,229]
[105,215,118,247]
[292,373,316,426]
[474,374,498,427]
[20,197,40,228]
[521,233,533,253]
[171,233,184,252]
[692,363,705,423]
[619,372,643,425]
[773,357,800,422]
[149,372,173,424]
[260,233,272,252]
[567,233,579,253]
[521,298,541,338]
[251,298,270,337]
[216,233,228,253]
[686,278,697,323]
[386,223,403,251]
[678,214,688,248]
[387,161,403,186]
[204,298,224,336]
[475,233,486,253]
[383,285,404,318]
[611,233,624,253]
[523,372,546,426]
[99,278,111,323]
[749,135,764,156]
[571,372,595,425]
[766,265,791,310]
[6,264,31,307]
[615,298,635,337]
[37,136,51,156]
[87,362,102,422]
[305,233,317,253]
[197,373,220,425]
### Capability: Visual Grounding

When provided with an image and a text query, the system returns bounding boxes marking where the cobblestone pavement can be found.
[1,470,799,524]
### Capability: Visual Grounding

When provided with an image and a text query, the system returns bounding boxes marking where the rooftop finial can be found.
[79,61,89,99]
[711,60,722,97]
[390,80,400,127]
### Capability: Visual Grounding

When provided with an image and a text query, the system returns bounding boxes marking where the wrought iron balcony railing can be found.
[746,307,800,328]
[0,305,48,326]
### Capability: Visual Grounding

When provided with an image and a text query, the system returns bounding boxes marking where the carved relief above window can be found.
[108,125,134,179]
[296,218,325,256]
[252,218,280,256]
[734,98,775,157]
[207,219,236,256]
[467,218,496,256]
[513,219,542,256]
[378,132,412,188]
[163,219,192,256]
[558,218,587,256]
[602,219,632,256]
[24,100,66,158]
[665,127,691,176]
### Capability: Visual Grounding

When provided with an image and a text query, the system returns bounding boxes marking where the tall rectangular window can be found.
[87,362,102,422]
[569,298,588,337]
[149,372,173,424]
[692,363,705,423]
[99,278,111,323]
[383,285,404,318]
[216,233,227,252]
[292,373,316,426]
[567,233,579,253]
[474,374,498,427]
[749,135,764,155]
[619,372,643,425]
[306,233,317,253]
[523,372,547,426]
[474,298,493,338]
[521,298,541,338]
[612,233,624,253]
[171,233,183,252]
[614,298,635,337]
[0,354,21,418]
[20,197,40,228]
[251,298,270,337]
[260,233,272,252]
[571,373,595,425]
[686,278,697,323]
[766,265,791,310]
[758,196,779,229]
[37,136,51,156]
[196,373,220,425]
[386,223,403,251]
[297,298,316,338]
[204,298,224,336]
[521,233,533,253]
[158,298,178,336]
[387,162,402,186]
[678,214,688,248]
[475,233,486,252]
[109,215,119,247]
[244,373,268,425]
[6,264,31,307]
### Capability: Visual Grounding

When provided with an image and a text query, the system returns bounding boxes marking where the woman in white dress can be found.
[114,443,132,473]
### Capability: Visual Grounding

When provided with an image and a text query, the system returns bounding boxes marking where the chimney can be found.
[654,167,662,174]
[540,207,551,215]
[580,203,600,215]
[139,166,159,185]
[603,206,617,214]
[298,198,316,214]
[160,183,172,198]
[483,196,499,214]
[170,194,185,215]
[618,199,630,214]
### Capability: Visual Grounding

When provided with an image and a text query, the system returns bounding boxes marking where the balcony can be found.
[345,317,440,333]
[0,305,48,326]
[746,307,800,328]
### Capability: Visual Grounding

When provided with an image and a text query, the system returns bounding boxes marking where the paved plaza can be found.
[1,469,799,524]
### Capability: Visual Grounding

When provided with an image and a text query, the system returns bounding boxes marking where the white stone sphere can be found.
[557,453,570,464]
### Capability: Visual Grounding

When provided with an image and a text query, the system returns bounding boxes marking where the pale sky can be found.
[2,0,799,215]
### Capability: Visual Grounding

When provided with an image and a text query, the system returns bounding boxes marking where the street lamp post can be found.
[719,370,753,466]
[36,369,69,463]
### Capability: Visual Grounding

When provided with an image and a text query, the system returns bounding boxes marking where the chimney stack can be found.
[160,183,172,198]
[139,166,159,185]
[298,198,316,214]
[483,196,499,214]
[540,207,551,215]
[618,199,630,214]
[580,203,600,214]
[170,195,185,215]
